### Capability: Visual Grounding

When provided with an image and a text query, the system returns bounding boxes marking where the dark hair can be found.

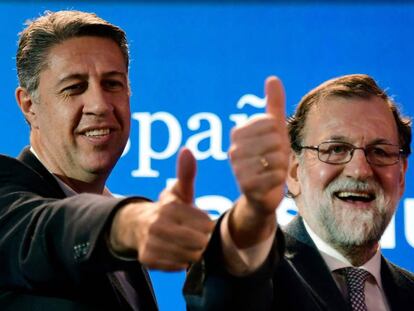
[16,10,129,98]
[287,74,412,157]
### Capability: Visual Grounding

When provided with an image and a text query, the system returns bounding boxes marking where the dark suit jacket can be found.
[0,148,158,311]
[185,216,414,311]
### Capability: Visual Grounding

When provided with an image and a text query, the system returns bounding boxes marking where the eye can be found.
[61,82,87,95]
[102,79,125,91]
[322,143,351,155]
[371,147,388,157]
[368,145,399,158]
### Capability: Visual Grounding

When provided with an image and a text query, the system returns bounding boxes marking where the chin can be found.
[83,157,118,176]
[323,208,388,247]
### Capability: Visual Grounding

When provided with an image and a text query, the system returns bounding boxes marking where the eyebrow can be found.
[55,73,88,88]
[324,135,348,142]
[55,71,127,88]
[102,71,127,79]
[324,136,397,145]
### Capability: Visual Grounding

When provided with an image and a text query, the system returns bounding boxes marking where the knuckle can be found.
[147,219,163,237]
[229,145,243,161]
[269,170,286,185]
[228,146,236,161]
[241,181,261,196]
[199,234,211,247]
[230,127,241,141]
[138,250,153,265]
[188,250,203,263]
[157,203,174,217]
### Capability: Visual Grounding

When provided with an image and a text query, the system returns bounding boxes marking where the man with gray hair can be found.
[185,74,414,310]
[0,10,214,310]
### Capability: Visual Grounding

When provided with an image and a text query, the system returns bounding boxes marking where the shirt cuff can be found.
[220,211,276,276]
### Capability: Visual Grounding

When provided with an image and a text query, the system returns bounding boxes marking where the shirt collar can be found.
[303,219,384,290]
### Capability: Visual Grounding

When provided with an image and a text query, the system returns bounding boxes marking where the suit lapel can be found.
[139,266,158,310]
[17,147,158,311]
[17,147,66,199]
[283,217,350,311]
[381,257,414,310]
[108,268,158,311]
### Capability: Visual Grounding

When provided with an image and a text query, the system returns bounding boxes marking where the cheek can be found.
[120,107,131,131]
[116,99,130,125]
[300,160,341,191]
[378,168,404,199]
[37,106,63,130]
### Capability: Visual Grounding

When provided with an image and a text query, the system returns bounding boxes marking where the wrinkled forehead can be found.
[43,36,128,72]
[303,95,399,144]
[43,37,128,78]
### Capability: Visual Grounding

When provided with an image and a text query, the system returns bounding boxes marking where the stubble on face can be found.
[28,37,131,192]
[303,175,395,251]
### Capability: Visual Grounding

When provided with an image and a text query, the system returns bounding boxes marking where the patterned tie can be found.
[342,267,371,311]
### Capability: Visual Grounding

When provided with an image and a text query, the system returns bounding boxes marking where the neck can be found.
[30,144,107,194]
[54,174,106,194]
[333,241,379,267]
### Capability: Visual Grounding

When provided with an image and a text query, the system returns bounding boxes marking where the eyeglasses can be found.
[299,141,404,166]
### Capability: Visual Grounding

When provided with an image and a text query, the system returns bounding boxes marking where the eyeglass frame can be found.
[298,141,405,166]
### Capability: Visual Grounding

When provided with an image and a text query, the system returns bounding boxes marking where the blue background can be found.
[1,1,413,310]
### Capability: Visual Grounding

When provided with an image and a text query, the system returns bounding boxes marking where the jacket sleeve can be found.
[183,213,284,311]
[0,155,146,293]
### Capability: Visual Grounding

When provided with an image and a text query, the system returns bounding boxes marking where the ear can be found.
[398,157,408,197]
[286,152,301,197]
[16,87,38,129]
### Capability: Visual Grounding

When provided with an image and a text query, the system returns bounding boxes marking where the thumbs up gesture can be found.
[109,147,214,271]
[228,77,290,247]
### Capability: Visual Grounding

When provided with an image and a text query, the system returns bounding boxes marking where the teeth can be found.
[336,191,370,199]
[84,128,110,137]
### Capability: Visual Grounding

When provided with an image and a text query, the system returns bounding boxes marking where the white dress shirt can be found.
[220,213,391,311]
[303,220,390,311]
[30,146,141,310]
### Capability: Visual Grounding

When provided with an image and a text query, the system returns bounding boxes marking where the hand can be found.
[109,147,215,271]
[227,76,290,247]
[229,76,289,214]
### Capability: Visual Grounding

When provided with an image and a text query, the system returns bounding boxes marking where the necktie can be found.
[342,267,371,311]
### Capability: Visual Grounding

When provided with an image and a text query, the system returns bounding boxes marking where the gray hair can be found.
[16,10,129,100]
[288,74,412,157]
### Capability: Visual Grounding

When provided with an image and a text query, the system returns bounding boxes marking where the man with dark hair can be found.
[185,74,414,310]
[0,10,214,310]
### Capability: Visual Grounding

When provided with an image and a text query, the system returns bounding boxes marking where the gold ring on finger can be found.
[260,156,270,170]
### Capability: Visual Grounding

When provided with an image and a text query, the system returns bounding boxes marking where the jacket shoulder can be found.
[0,152,63,198]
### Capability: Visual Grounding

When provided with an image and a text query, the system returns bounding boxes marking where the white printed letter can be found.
[186,112,226,160]
[404,199,414,247]
[131,112,182,177]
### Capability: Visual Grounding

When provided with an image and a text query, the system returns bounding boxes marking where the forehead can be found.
[303,95,399,144]
[40,36,127,83]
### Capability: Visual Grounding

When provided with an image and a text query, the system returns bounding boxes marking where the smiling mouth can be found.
[83,128,111,137]
[334,191,376,203]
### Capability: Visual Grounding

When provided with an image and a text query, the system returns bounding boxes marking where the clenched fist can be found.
[109,148,215,271]
[228,77,290,248]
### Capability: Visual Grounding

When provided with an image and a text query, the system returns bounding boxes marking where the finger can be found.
[230,115,278,141]
[152,223,212,251]
[158,200,215,234]
[238,168,287,196]
[173,147,196,203]
[229,131,287,160]
[143,259,189,272]
[139,237,204,268]
[232,149,289,179]
[241,171,287,211]
[265,76,286,123]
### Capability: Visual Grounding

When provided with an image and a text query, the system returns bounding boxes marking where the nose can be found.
[83,83,114,116]
[343,148,374,180]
